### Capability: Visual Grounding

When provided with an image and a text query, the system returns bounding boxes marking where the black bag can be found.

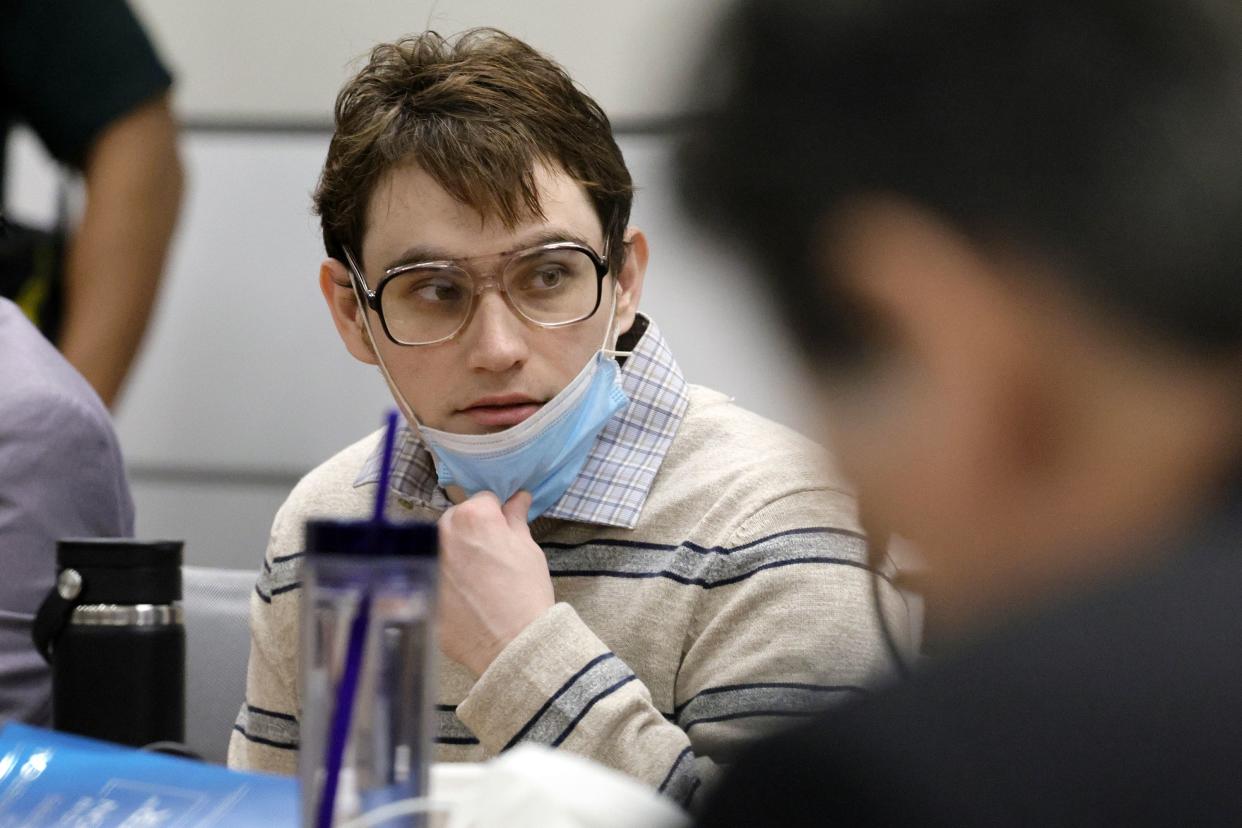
[0,212,65,340]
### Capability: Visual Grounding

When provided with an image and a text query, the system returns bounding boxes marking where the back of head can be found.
[680,0,1242,364]
[316,28,633,273]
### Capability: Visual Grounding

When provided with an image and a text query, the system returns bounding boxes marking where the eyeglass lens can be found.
[380,246,601,344]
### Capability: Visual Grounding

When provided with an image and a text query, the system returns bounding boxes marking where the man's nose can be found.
[463,290,529,372]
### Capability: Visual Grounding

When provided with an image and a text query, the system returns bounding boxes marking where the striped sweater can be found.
[227,385,911,808]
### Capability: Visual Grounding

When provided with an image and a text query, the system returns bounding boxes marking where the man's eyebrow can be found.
[384,244,451,272]
[510,228,597,252]
[383,228,600,272]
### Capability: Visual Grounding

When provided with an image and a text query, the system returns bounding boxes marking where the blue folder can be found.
[0,723,298,826]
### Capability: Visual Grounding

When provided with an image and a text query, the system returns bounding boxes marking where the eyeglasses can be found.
[343,241,610,346]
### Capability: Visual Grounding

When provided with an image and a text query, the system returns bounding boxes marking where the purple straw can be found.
[373,409,399,524]
[315,409,399,828]
[315,594,371,828]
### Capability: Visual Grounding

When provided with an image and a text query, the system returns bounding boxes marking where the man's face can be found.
[809,199,1120,627]
[810,197,1242,631]
[321,161,645,435]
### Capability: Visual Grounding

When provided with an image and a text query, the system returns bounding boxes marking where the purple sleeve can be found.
[0,303,134,724]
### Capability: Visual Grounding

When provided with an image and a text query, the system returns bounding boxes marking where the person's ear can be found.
[612,228,648,335]
[320,258,379,365]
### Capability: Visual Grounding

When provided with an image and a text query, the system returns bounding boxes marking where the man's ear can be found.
[320,258,379,365]
[613,228,649,334]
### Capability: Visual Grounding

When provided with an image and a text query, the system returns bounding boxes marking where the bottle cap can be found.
[305,519,438,558]
[55,539,183,605]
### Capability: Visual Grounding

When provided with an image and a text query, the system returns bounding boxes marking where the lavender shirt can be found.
[0,298,133,724]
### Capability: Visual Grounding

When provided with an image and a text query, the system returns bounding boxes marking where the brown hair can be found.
[315,28,633,274]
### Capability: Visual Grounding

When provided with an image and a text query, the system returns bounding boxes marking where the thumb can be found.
[502,490,534,530]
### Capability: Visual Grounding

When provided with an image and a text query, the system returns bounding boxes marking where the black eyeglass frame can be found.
[341,241,611,347]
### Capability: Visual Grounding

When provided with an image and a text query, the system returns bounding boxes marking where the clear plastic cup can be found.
[299,519,438,828]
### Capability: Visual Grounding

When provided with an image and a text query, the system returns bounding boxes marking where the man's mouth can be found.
[459,394,544,428]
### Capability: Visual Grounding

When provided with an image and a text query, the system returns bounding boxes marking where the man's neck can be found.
[930,350,1242,638]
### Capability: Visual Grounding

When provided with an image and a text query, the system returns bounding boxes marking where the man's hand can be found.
[437,490,555,676]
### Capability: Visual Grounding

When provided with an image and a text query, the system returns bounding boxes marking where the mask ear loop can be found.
[341,247,426,432]
[600,278,633,359]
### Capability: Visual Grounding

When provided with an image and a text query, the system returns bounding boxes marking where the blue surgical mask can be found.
[418,350,628,519]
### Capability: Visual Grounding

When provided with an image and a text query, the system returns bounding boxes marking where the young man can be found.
[228,29,909,804]
[679,0,1242,823]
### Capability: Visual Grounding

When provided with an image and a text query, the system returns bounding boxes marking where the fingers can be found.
[440,489,523,531]
[469,490,502,508]
[502,490,533,529]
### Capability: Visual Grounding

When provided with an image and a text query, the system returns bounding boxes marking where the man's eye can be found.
[530,269,566,289]
[410,280,463,302]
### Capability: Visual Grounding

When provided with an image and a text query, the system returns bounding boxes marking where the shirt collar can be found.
[353,314,690,529]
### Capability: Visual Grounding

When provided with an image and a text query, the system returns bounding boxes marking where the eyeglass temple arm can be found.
[340,246,382,311]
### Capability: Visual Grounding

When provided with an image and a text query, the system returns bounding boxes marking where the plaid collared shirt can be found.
[353,315,691,529]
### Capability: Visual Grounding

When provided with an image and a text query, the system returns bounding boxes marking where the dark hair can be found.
[315,28,633,274]
[678,0,1242,361]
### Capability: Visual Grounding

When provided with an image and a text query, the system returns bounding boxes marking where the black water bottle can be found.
[33,539,185,747]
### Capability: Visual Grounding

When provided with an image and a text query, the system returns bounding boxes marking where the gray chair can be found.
[183,565,256,764]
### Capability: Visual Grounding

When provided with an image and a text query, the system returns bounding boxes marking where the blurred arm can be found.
[0,371,133,723]
[58,92,183,407]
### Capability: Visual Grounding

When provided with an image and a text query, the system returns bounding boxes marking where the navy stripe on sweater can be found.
[436,705,480,746]
[544,528,878,589]
[252,527,878,601]
[504,653,636,750]
[658,746,700,806]
[234,703,299,750]
[666,682,864,731]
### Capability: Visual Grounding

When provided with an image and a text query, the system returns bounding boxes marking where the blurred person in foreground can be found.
[0,296,134,725]
[678,0,1242,823]
[229,29,910,803]
[0,0,183,407]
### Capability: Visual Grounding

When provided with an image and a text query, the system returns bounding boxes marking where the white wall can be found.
[6,1,814,572]
[128,0,723,123]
